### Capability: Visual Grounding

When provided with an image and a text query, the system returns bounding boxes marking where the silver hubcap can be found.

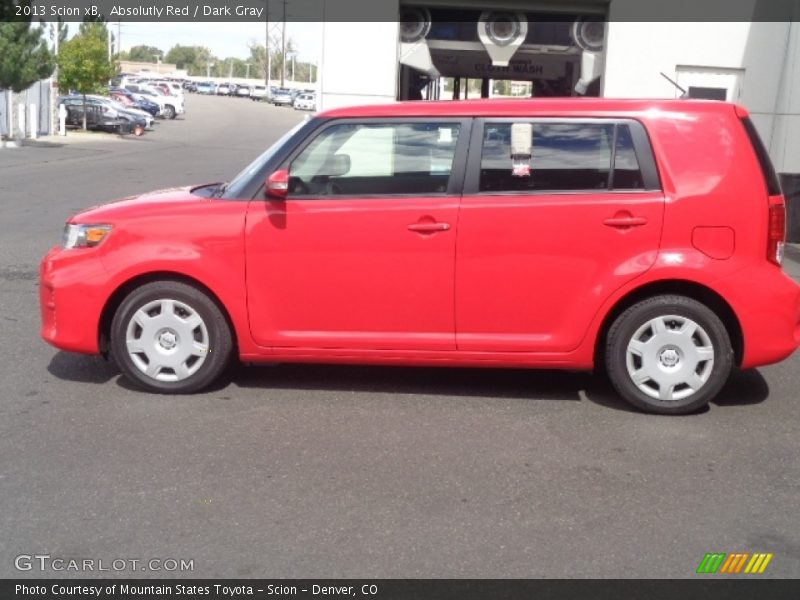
[125,298,209,382]
[626,315,714,402]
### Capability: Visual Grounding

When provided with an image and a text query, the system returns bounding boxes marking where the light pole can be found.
[266,43,272,86]
[245,62,251,80]
[206,61,214,78]
[264,0,272,86]
[50,21,60,135]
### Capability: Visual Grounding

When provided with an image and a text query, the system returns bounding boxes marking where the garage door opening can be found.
[397,4,608,101]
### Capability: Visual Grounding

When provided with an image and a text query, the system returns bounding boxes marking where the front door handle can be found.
[603,215,648,229]
[408,222,451,234]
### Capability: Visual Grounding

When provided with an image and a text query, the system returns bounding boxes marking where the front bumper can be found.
[40,247,110,355]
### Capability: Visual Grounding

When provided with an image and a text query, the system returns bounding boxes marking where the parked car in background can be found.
[110,88,160,117]
[250,85,268,101]
[271,88,294,106]
[124,83,184,119]
[293,93,316,111]
[154,81,185,99]
[195,81,216,95]
[236,85,252,98]
[90,95,153,130]
[111,74,140,90]
[217,84,230,95]
[58,96,141,135]
[151,82,170,96]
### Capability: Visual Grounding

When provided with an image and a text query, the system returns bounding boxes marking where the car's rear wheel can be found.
[605,295,733,415]
[111,281,233,393]
[164,105,176,119]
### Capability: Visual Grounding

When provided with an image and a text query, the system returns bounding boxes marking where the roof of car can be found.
[318,98,743,119]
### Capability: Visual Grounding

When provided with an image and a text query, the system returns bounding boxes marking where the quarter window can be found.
[479,121,646,193]
[289,122,461,197]
[612,125,645,190]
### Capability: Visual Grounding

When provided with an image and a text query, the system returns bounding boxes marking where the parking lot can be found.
[1,93,800,578]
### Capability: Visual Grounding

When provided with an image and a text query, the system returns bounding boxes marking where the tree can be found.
[0,1,55,139]
[127,45,164,63]
[58,25,115,130]
[248,42,267,81]
[165,45,211,75]
[249,35,297,85]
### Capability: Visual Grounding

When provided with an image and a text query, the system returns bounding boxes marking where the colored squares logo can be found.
[696,552,773,574]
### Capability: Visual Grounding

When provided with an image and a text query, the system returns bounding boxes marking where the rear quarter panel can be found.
[573,104,789,367]
[642,104,765,275]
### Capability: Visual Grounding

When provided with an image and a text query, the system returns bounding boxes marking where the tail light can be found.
[768,201,786,266]
[739,116,785,267]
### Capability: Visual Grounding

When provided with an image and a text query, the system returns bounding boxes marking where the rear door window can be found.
[479,120,651,193]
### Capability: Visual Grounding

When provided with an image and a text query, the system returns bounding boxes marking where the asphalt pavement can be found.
[1,94,799,579]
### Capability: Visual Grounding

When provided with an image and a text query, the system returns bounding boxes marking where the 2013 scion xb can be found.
[40,99,800,414]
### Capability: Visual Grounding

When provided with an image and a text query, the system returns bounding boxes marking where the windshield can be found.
[219,119,308,199]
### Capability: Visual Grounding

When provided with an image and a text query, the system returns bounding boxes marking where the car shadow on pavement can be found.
[47,351,119,384]
[230,363,589,403]
[583,367,770,414]
[232,362,771,413]
[47,352,770,411]
[712,368,770,407]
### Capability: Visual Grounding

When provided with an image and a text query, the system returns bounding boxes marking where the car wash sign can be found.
[429,48,574,80]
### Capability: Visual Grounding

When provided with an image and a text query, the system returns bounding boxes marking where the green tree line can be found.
[120,41,316,82]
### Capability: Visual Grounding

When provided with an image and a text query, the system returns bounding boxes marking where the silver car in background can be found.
[293,93,316,111]
[271,89,294,106]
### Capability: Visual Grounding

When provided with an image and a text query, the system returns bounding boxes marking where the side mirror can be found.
[265,169,289,200]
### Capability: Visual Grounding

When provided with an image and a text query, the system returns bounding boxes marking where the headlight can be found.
[62,223,112,249]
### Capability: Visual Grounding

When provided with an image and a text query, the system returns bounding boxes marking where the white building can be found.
[312,2,800,238]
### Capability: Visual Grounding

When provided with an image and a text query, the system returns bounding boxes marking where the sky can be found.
[71,22,323,63]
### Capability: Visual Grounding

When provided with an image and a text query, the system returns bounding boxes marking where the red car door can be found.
[456,119,665,353]
[245,119,469,351]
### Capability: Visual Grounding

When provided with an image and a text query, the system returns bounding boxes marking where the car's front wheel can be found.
[605,295,734,414]
[111,281,233,393]
[164,105,176,119]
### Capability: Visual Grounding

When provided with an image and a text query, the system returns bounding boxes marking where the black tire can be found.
[604,295,733,415]
[110,281,233,394]
[164,105,176,119]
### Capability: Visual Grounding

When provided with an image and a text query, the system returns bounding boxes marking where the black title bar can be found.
[3,0,800,22]
[4,579,800,600]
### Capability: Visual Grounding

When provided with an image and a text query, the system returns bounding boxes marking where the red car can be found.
[40,98,800,414]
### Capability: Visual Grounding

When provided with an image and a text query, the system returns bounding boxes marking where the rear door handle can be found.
[603,216,648,228]
[408,222,451,233]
